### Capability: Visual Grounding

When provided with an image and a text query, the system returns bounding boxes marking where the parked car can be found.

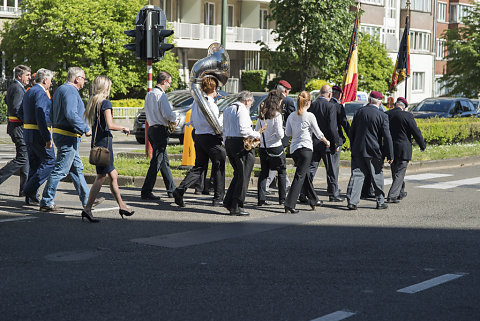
[471,99,479,114]
[411,97,477,119]
[344,100,368,120]
[217,91,268,121]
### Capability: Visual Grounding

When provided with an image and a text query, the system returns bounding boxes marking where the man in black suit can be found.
[0,65,31,196]
[346,91,393,210]
[278,80,295,126]
[306,84,342,202]
[386,97,426,203]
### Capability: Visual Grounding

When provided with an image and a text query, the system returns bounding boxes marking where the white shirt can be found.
[223,101,260,139]
[190,96,222,135]
[255,112,284,148]
[144,87,176,126]
[285,111,324,154]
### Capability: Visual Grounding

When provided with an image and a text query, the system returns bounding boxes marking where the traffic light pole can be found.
[145,58,153,159]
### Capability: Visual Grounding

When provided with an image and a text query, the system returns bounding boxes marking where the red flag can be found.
[342,8,359,104]
[390,15,411,91]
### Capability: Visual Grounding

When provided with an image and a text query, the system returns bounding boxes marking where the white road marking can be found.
[418,177,480,190]
[384,173,452,186]
[310,310,356,321]
[0,216,38,223]
[397,273,468,294]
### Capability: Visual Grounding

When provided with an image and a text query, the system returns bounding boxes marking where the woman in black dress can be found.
[82,75,133,222]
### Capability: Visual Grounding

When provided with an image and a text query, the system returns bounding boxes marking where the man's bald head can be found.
[320,84,332,99]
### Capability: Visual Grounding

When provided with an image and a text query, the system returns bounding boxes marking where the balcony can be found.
[0,5,22,18]
[171,22,278,51]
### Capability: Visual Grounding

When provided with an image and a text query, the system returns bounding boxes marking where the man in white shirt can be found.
[222,91,259,216]
[141,71,177,200]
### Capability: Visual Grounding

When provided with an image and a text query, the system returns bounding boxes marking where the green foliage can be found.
[0,0,180,99]
[357,33,394,94]
[110,99,144,107]
[440,2,480,98]
[261,0,356,90]
[342,117,480,150]
[305,79,331,92]
[0,94,6,123]
[241,70,267,92]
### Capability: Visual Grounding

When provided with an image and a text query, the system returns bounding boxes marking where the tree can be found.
[0,0,179,98]
[261,0,356,90]
[357,33,394,94]
[440,2,480,98]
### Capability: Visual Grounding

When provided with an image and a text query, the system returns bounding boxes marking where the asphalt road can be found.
[0,160,479,320]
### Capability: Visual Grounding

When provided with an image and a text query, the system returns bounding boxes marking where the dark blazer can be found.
[386,107,426,161]
[331,97,350,146]
[18,84,52,145]
[349,104,393,160]
[308,97,340,152]
[6,80,26,118]
[281,95,296,126]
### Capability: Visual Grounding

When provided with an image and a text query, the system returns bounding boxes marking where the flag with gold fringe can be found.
[390,15,411,91]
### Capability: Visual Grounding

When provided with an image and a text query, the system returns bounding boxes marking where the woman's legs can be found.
[84,174,106,213]
[108,169,129,211]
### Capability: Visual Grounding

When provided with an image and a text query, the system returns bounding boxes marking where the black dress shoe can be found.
[398,192,408,200]
[141,193,160,200]
[279,200,285,205]
[310,200,323,210]
[284,207,300,214]
[212,200,223,207]
[230,208,249,216]
[298,195,309,204]
[347,203,357,210]
[257,200,270,206]
[376,203,388,210]
[173,189,185,207]
[25,196,39,205]
[386,197,399,203]
[329,196,345,202]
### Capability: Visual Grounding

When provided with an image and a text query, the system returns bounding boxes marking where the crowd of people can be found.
[0,66,426,223]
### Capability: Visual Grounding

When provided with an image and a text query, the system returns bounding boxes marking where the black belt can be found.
[226,136,243,140]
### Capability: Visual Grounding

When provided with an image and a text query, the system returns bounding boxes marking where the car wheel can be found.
[136,135,145,144]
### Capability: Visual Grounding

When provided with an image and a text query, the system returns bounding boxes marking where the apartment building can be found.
[152,0,277,93]
[0,0,22,79]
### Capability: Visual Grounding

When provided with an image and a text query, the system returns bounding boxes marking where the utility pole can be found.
[221,0,227,48]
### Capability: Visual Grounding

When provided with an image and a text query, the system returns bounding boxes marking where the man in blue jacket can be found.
[346,91,393,210]
[18,69,55,205]
[39,67,93,213]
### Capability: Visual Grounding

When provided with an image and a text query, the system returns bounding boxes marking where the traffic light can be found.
[123,9,147,60]
[151,9,174,62]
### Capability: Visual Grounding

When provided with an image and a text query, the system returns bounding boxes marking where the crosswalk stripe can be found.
[397,273,467,294]
[418,177,480,190]
[385,173,452,186]
[310,311,356,321]
[0,216,38,223]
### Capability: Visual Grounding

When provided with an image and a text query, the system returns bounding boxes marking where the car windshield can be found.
[414,100,452,112]
[345,102,366,115]
[167,92,194,108]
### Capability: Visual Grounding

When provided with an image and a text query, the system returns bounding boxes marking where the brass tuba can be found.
[189,43,230,135]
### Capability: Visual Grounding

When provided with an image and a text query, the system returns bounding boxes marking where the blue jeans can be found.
[40,137,89,207]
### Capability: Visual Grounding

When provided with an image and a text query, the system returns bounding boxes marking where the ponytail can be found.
[296,91,312,115]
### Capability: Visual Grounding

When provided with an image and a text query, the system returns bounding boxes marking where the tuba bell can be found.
[189,43,230,135]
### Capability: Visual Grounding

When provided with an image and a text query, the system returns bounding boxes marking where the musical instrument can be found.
[244,123,267,151]
[189,43,230,135]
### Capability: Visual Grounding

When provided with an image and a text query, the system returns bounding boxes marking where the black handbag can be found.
[89,105,110,167]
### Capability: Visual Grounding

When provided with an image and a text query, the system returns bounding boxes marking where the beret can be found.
[369,90,383,100]
[396,96,408,107]
[332,85,343,93]
[278,80,291,90]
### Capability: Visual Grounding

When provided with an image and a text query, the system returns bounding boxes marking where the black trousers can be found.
[142,125,175,194]
[223,137,255,211]
[258,146,286,203]
[0,123,28,194]
[177,134,225,201]
[388,159,409,199]
[285,148,318,209]
[309,148,340,197]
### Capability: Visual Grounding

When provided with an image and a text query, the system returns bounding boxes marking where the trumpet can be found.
[244,123,267,151]
[167,121,176,134]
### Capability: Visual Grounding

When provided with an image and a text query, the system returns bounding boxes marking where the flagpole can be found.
[405,0,410,101]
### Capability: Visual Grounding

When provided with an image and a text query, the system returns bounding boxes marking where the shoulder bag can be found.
[89,104,110,167]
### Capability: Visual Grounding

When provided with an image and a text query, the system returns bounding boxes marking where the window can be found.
[438,2,447,22]
[410,30,431,52]
[360,24,383,43]
[386,0,396,19]
[204,2,215,25]
[259,9,268,29]
[228,5,234,27]
[360,0,384,5]
[413,72,425,92]
[159,0,172,20]
[450,4,472,23]
[436,39,446,59]
[460,100,474,112]
[402,0,431,12]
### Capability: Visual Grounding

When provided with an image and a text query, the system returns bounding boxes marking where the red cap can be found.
[369,91,383,100]
[396,97,408,107]
[278,80,291,90]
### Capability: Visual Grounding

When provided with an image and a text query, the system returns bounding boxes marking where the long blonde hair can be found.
[296,91,312,116]
[85,75,112,126]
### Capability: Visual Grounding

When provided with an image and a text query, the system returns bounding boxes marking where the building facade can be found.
[0,0,22,79]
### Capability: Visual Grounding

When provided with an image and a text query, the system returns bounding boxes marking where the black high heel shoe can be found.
[284,207,300,214]
[119,209,135,219]
[81,210,100,223]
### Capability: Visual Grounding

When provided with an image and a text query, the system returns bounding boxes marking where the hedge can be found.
[110,99,144,107]
[241,70,267,92]
[342,117,480,150]
[305,79,331,92]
